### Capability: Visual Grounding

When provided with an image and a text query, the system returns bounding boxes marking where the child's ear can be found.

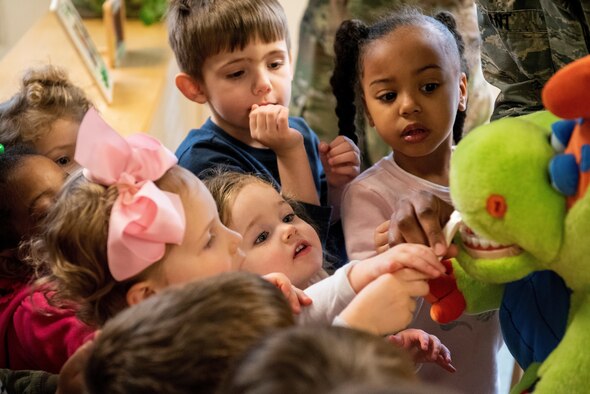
[458,72,468,112]
[126,280,157,306]
[175,72,208,104]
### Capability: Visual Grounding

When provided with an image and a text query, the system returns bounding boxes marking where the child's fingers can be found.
[329,135,360,154]
[264,108,279,133]
[437,354,457,373]
[418,331,430,352]
[293,286,313,306]
[394,268,432,283]
[396,244,446,274]
[428,335,441,361]
[438,342,452,365]
[380,246,445,278]
[374,220,390,253]
[249,105,259,134]
[328,164,360,177]
[402,277,430,298]
[386,334,405,348]
[277,106,289,133]
[319,146,331,171]
[262,272,301,313]
[282,284,302,314]
[328,150,360,167]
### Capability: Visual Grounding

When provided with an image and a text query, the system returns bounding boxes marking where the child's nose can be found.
[281,225,297,242]
[398,92,421,115]
[253,70,272,96]
[227,227,243,254]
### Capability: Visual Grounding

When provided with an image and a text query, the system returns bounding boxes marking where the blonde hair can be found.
[32,166,194,327]
[204,171,275,226]
[0,65,92,146]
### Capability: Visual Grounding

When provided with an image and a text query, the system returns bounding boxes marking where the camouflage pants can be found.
[290,0,497,167]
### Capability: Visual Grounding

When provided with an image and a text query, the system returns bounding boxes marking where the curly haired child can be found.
[0,65,92,174]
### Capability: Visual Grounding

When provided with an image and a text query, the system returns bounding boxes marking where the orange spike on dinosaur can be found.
[543,55,590,209]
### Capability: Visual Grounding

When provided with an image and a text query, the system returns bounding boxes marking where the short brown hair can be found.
[0,65,91,146]
[167,0,290,80]
[84,271,295,394]
[223,326,417,394]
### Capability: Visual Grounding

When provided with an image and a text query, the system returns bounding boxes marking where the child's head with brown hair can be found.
[84,271,295,394]
[331,8,468,179]
[167,0,290,82]
[223,325,417,394]
[33,110,244,326]
[168,0,295,141]
[205,171,325,288]
[0,144,66,280]
[0,65,92,174]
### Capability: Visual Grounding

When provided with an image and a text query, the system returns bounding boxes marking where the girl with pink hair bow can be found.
[33,109,247,327]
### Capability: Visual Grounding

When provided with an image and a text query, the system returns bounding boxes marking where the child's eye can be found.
[268,61,283,70]
[227,70,245,79]
[254,231,269,245]
[421,83,439,93]
[55,156,71,167]
[205,233,216,248]
[377,92,397,102]
[283,213,295,223]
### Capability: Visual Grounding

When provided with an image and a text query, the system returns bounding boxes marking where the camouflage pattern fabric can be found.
[478,0,590,120]
[291,0,496,167]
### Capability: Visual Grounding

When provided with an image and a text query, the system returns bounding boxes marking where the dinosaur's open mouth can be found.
[459,224,522,259]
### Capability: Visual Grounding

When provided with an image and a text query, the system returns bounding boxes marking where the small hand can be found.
[348,243,446,293]
[249,104,302,156]
[387,328,456,373]
[339,269,430,335]
[388,191,454,257]
[319,135,361,189]
[263,272,312,314]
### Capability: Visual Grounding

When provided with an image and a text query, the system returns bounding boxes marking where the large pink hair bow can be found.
[75,108,186,281]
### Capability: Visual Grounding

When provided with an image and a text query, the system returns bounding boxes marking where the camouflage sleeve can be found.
[477,0,590,120]
[0,369,58,394]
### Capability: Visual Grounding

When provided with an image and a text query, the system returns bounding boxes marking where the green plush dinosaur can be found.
[445,109,590,393]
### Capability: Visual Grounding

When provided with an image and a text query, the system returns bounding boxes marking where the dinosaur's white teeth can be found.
[463,245,523,259]
[459,224,522,258]
[479,238,490,249]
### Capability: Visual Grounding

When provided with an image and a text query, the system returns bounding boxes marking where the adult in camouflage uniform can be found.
[478,0,590,120]
[291,0,495,167]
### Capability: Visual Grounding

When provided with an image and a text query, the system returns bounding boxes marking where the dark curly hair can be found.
[331,7,468,145]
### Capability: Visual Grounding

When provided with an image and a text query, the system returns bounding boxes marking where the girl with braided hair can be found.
[333,8,503,393]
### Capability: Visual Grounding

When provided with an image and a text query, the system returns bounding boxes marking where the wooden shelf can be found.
[0,12,177,137]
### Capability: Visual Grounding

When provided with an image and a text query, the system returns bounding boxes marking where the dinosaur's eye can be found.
[487,195,507,218]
